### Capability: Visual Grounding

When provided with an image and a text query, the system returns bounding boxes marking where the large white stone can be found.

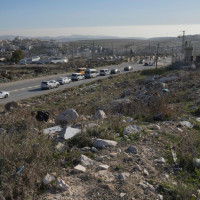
[78,154,96,166]
[43,126,61,135]
[74,164,86,172]
[60,126,81,140]
[42,173,56,185]
[95,110,107,120]
[123,125,142,135]
[93,139,118,148]
[98,165,109,170]
[55,109,79,124]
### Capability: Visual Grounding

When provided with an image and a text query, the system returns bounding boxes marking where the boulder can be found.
[193,158,200,168]
[42,173,56,185]
[55,109,79,124]
[60,126,81,140]
[93,139,118,148]
[126,146,138,154]
[78,154,96,166]
[159,76,178,83]
[94,110,107,120]
[118,172,130,181]
[43,126,61,135]
[74,164,86,172]
[123,125,142,135]
[111,98,131,113]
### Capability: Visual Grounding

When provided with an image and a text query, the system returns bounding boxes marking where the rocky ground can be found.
[1,66,200,200]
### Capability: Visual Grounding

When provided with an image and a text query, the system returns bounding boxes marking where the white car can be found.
[100,69,110,76]
[57,77,71,85]
[0,91,9,98]
[41,80,60,90]
[71,73,85,81]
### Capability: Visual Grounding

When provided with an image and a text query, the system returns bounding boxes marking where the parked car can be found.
[85,69,99,78]
[71,73,85,81]
[41,80,59,90]
[111,69,120,74]
[57,77,71,85]
[0,91,9,98]
[100,69,110,76]
[124,66,132,71]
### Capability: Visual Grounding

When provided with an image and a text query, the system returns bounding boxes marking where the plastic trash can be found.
[36,111,49,122]
[162,89,169,92]
[16,165,24,174]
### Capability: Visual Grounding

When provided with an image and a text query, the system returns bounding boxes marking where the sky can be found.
[0,0,200,38]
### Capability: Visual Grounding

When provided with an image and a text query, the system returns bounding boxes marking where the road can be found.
[0,59,171,104]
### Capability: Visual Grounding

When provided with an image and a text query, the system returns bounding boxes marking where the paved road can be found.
[0,59,171,104]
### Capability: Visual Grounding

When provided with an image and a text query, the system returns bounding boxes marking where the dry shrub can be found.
[0,131,58,199]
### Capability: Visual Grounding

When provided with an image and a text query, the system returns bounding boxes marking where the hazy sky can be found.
[1,0,200,38]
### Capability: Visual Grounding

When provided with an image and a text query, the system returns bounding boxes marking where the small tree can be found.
[11,50,25,63]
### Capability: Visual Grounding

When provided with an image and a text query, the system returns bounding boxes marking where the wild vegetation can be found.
[0,66,200,199]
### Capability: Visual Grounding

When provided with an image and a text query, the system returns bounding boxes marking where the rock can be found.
[120,193,126,198]
[42,173,56,185]
[94,110,107,120]
[110,152,118,157]
[93,139,118,148]
[126,146,138,154]
[55,109,79,124]
[139,180,155,192]
[56,142,66,152]
[152,124,161,130]
[0,128,6,134]
[81,147,90,151]
[153,113,162,121]
[143,168,149,176]
[111,98,131,113]
[57,179,69,191]
[74,164,86,172]
[91,147,98,152]
[121,89,131,97]
[158,194,164,200]
[193,158,200,168]
[180,121,193,129]
[118,172,130,181]
[97,156,104,162]
[43,126,62,135]
[60,126,81,140]
[78,154,96,166]
[123,125,142,135]
[155,157,166,164]
[98,165,109,170]
[153,132,158,137]
[134,163,142,172]
[196,118,200,122]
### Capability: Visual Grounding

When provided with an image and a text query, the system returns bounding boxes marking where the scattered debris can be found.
[43,126,61,135]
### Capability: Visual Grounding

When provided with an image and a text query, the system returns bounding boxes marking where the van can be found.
[76,68,86,75]
[85,69,99,78]
[100,69,110,76]
[71,73,85,81]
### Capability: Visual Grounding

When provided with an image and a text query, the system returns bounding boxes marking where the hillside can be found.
[1,66,200,199]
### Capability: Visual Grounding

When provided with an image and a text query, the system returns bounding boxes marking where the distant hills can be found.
[0,34,200,42]
[0,34,146,42]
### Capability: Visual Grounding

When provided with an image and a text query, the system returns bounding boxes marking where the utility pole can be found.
[155,42,160,71]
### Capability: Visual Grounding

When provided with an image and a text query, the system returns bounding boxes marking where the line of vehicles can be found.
[41,66,133,90]
[0,65,134,98]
